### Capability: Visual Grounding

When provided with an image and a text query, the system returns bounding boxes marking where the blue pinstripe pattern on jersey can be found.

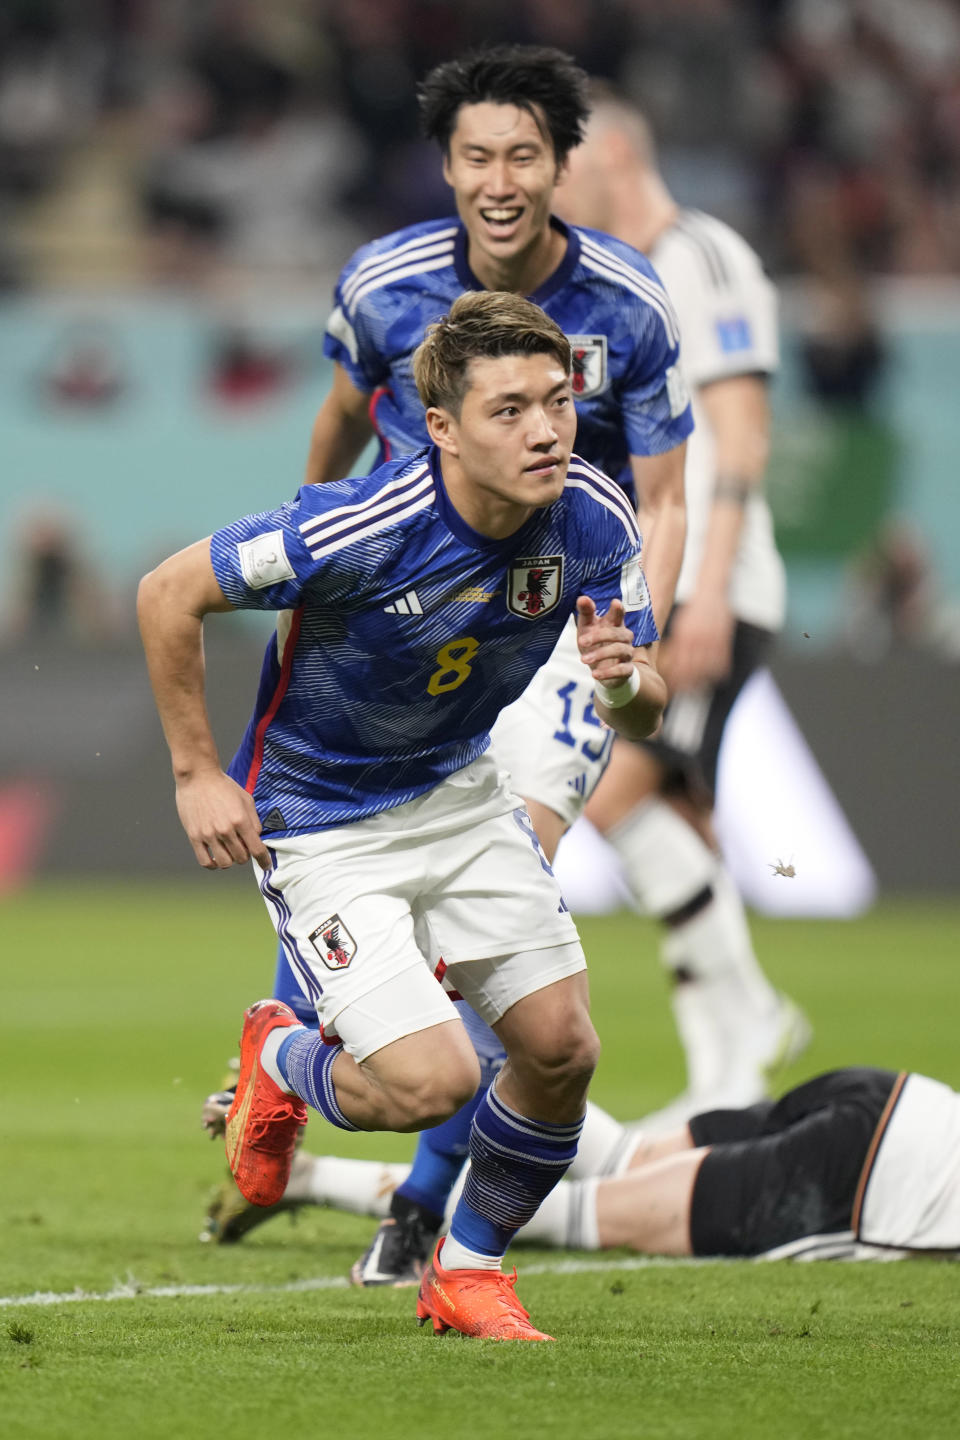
[347,252,457,317]
[565,460,643,543]
[300,480,434,552]
[299,465,432,539]
[578,237,681,347]
[341,228,458,311]
[212,449,656,834]
[305,492,436,561]
[324,219,692,484]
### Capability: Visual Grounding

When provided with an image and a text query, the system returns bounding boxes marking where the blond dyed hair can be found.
[413,291,571,416]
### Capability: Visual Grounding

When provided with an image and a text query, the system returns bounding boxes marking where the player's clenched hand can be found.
[575,596,636,684]
[175,769,270,871]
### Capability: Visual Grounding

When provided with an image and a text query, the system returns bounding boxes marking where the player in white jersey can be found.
[141,292,667,1341]
[513,1064,960,1261]
[556,92,810,1129]
[248,1065,960,1262]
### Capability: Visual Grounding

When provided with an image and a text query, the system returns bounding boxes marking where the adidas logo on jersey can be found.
[384,590,423,616]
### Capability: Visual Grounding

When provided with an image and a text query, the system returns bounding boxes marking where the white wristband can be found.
[594,666,641,709]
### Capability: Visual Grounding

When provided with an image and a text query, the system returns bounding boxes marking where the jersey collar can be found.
[453,216,581,306]
[428,447,543,555]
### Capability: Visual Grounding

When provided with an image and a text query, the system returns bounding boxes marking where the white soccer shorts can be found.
[257,752,584,1062]
[490,617,614,829]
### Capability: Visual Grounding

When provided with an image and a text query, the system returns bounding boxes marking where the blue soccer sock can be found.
[272,942,320,1029]
[445,1082,584,1265]
[275,1029,358,1132]
[394,1084,484,1218]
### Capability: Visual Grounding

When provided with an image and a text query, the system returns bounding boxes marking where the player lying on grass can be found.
[208,1065,960,1261]
[138,291,667,1342]
[203,998,636,1250]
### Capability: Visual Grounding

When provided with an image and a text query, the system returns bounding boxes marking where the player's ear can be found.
[441,151,454,188]
[426,405,459,456]
[554,154,570,189]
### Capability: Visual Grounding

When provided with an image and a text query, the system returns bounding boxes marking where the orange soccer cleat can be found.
[416,1240,554,1342]
[225,1000,307,1207]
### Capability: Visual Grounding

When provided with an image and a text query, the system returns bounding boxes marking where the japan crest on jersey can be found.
[309,914,356,971]
[507,555,564,620]
[567,335,608,399]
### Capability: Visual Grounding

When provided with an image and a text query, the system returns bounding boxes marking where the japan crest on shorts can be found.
[507,555,564,620]
[567,335,608,399]
[308,914,356,971]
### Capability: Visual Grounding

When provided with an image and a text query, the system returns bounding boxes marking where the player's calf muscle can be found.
[382,1075,479,1132]
[353,1037,481,1132]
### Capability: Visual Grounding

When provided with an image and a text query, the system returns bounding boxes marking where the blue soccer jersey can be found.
[210,447,658,835]
[324,217,693,488]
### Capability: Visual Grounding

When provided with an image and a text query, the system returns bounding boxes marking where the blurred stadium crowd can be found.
[1,7,957,898]
[4,0,960,291]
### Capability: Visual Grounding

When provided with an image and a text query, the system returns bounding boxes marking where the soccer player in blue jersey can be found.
[310,46,690,638]
[140,291,667,1340]
[209,43,689,1283]
[199,44,692,1274]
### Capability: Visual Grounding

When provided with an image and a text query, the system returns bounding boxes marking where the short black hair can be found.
[418,44,590,165]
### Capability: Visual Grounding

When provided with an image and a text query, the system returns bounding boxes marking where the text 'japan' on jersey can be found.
[324,217,693,489]
[209,448,657,835]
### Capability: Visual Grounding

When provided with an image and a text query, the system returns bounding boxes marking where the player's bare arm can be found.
[630,442,687,631]
[575,595,667,741]
[304,361,375,486]
[661,374,769,694]
[137,541,270,873]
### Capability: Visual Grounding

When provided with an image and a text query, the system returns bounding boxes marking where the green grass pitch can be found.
[2,884,960,1439]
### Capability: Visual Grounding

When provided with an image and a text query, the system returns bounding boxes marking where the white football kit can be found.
[650,208,786,632]
[490,616,615,827]
[858,1073,960,1252]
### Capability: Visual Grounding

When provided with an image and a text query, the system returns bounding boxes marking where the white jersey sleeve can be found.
[653,210,778,388]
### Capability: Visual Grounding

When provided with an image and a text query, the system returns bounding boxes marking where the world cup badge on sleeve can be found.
[620,553,650,611]
[308,915,357,971]
[566,336,608,399]
[507,555,564,620]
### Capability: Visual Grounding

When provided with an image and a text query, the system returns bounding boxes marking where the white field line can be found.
[0,1255,722,1310]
